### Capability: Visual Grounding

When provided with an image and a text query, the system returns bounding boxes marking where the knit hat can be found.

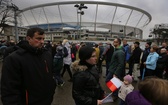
[79,46,95,61]
[124,75,133,83]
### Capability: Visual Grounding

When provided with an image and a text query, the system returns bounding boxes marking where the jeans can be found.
[55,74,64,85]
[128,62,133,75]
[105,61,110,76]
[61,64,72,79]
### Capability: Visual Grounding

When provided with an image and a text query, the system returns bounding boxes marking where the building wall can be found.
[3,26,143,42]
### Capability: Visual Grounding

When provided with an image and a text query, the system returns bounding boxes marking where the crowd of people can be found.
[1,27,168,105]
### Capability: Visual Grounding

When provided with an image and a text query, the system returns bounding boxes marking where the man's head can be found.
[134,41,140,48]
[113,38,121,48]
[122,39,127,45]
[150,44,158,52]
[26,28,45,48]
[162,42,167,48]
[9,39,15,46]
[160,48,167,54]
[145,42,152,48]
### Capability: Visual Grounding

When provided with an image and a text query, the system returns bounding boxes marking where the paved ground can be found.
[0,62,138,105]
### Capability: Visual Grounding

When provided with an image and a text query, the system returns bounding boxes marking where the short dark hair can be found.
[117,38,121,45]
[27,28,44,38]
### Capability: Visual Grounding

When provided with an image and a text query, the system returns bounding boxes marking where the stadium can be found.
[5,1,152,42]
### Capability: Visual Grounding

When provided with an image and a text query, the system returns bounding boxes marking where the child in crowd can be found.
[118,75,134,105]
[53,45,65,86]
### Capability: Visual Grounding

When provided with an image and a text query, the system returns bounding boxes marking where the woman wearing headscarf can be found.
[71,46,104,105]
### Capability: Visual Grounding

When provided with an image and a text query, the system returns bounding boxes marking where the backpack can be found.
[63,47,68,57]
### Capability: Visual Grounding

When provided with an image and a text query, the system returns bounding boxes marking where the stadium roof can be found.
[15,1,151,36]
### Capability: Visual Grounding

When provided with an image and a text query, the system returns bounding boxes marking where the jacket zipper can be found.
[44,60,49,72]
[26,90,28,105]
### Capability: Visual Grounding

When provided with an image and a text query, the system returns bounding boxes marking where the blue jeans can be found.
[55,74,64,85]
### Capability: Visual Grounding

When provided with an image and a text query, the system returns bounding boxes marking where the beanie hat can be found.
[146,42,152,46]
[124,75,133,83]
[79,46,95,61]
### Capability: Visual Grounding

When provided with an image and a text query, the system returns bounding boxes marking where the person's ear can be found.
[26,36,31,41]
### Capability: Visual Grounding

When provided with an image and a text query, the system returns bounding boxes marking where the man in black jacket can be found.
[139,42,151,79]
[1,28,56,105]
[129,41,142,81]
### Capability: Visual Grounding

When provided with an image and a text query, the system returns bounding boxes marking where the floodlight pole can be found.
[74,4,88,40]
[79,10,82,39]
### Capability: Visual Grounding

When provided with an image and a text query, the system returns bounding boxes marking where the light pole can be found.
[74,4,88,39]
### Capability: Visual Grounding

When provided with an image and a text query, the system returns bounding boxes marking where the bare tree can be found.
[0,0,15,35]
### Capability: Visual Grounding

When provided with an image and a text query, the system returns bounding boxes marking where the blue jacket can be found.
[145,52,159,70]
[123,44,131,62]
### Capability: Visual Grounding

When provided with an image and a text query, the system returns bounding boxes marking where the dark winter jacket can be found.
[105,44,114,62]
[156,52,168,70]
[129,47,142,63]
[71,61,104,105]
[53,50,64,73]
[1,41,56,105]
[108,46,125,80]
[141,47,150,63]
[125,91,151,105]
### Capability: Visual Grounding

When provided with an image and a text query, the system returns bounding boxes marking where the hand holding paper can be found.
[102,92,113,104]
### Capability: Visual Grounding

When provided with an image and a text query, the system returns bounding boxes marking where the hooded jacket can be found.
[71,61,104,105]
[63,41,72,65]
[1,41,56,105]
[145,52,159,70]
[108,46,125,80]
[125,91,151,105]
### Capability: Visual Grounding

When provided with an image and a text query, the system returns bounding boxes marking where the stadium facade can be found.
[4,1,152,42]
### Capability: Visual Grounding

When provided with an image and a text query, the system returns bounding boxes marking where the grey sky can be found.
[12,0,168,39]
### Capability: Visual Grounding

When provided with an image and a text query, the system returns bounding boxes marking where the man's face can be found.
[27,32,45,48]
[113,39,119,47]
[123,40,127,45]
[145,43,150,48]
[162,43,167,47]
[134,43,138,48]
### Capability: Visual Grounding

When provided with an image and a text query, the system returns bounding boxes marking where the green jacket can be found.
[108,46,125,79]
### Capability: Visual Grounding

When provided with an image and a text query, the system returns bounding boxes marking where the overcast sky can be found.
[12,0,168,39]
